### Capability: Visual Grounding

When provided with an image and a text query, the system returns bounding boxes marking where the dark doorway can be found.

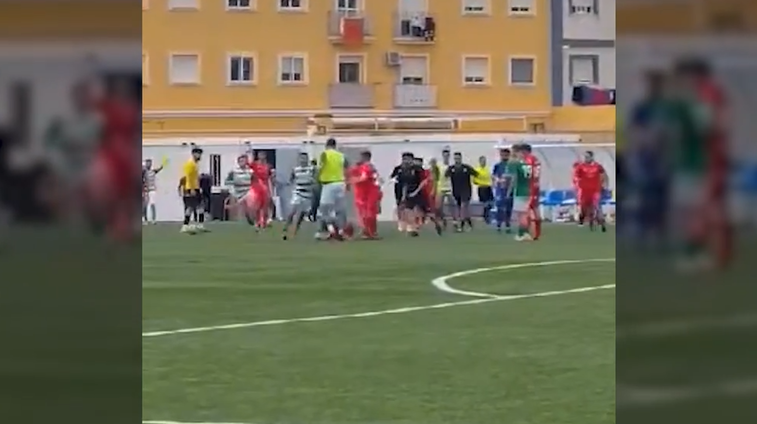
[252,149,277,169]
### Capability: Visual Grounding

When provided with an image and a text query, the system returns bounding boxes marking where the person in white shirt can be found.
[410,14,424,38]
[142,158,164,224]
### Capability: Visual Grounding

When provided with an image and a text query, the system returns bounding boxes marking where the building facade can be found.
[553,0,615,105]
[142,0,553,113]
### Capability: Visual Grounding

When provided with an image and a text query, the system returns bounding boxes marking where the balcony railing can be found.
[328,83,375,109]
[392,11,436,42]
[393,84,437,108]
[327,10,373,38]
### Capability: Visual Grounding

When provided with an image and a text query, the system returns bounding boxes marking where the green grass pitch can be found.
[143,223,616,424]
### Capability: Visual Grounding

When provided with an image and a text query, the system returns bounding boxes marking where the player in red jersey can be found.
[519,144,543,240]
[574,151,608,232]
[248,151,274,229]
[412,157,432,226]
[671,58,731,270]
[350,151,381,239]
[85,78,139,241]
[421,162,436,225]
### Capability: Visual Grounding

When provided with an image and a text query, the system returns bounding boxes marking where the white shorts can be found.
[512,196,529,213]
[319,182,346,207]
[233,191,248,202]
[290,194,313,214]
[146,190,158,207]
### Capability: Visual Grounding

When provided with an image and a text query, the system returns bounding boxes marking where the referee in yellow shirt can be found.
[178,147,207,233]
[473,155,494,223]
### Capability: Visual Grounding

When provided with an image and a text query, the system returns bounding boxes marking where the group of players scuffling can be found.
[178,147,276,234]
[179,137,609,240]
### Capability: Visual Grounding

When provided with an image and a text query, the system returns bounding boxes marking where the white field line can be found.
[142,258,616,338]
[143,259,616,424]
[430,258,616,298]
[618,378,757,408]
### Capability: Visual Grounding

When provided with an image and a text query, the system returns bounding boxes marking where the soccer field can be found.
[143,224,616,424]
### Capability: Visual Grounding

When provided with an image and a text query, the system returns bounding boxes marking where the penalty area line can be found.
[431,258,616,298]
[143,258,615,338]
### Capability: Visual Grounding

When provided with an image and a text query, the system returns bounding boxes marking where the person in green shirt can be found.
[667,59,726,270]
[505,145,534,241]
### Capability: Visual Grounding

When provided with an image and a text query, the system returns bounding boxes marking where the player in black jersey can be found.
[391,152,434,236]
[444,152,478,231]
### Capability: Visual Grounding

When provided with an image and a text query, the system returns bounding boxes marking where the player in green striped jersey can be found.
[505,145,535,241]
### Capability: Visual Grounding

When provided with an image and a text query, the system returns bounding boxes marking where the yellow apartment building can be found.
[143,0,557,135]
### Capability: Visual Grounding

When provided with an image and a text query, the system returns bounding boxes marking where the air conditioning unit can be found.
[385,52,401,67]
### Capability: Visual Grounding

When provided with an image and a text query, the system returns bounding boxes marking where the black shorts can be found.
[477,186,494,203]
[395,185,404,206]
[403,193,427,211]
[182,191,202,210]
[452,188,472,205]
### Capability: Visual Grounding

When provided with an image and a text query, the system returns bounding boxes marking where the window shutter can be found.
[170,55,199,84]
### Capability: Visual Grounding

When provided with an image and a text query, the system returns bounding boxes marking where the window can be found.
[462,0,488,14]
[509,57,535,85]
[337,56,364,83]
[463,56,489,85]
[336,0,360,13]
[569,55,598,85]
[228,54,255,84]
[399,56,427,85]
[227,0,252,10]
[509,0,534,15]
[169,53,200,84]
[279,55,307,84]
[142,53,149,85]
[167,0,198,10]
[569,0,597,15]
[279,0,304,10]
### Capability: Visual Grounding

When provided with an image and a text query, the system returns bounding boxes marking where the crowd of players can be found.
[0,78,140,240]
[176,137,610,241]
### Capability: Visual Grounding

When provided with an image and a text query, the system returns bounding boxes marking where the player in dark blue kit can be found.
[491,148,514,233]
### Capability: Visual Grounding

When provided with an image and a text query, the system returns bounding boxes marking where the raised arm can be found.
[467,164,479,177]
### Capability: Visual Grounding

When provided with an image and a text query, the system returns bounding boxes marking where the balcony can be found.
[393,12,436,44]
[327,10,374,44]
[393,84,437,108]
[328,83,375,109]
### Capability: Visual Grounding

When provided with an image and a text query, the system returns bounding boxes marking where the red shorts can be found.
[579,189,601,208]
[246,185,268,208]
[251,184,270,202]
[89,149,134,200]
[355,194,379,217]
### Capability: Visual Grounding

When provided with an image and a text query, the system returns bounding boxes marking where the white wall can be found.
[144,142,616,222]
[0,42,140,151]
[562,46,616,105]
